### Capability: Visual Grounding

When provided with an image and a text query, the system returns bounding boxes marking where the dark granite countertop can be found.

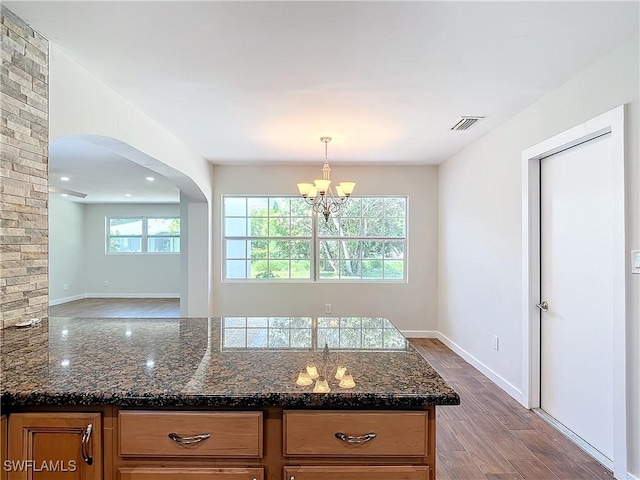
[0,317,459,409]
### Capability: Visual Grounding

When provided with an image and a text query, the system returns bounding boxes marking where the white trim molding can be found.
[437,332,523,403]
[85,293,180,299]
[521,104,627,479]
[49,294,86,306]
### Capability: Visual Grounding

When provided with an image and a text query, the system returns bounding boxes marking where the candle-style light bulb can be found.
[335,366,347,380]
[313,376,331,393]
[339,370,356,389]
[306,363,319,380]
[296,370,313,386]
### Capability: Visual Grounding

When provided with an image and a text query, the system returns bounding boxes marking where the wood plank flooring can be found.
[49,298,180,318]
[409,338,614,480]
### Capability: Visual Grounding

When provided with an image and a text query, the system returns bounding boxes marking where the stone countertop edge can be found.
[0,317,461,409]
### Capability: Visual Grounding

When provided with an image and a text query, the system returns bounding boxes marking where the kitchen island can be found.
[1,317,459,480]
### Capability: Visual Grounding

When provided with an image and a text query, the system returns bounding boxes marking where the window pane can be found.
[384,218,405,237]
[225,197,246,217]
[269,197,290,216]
[362,259,383,278]
[362,240,383,259]
[291,217,312,237]
[291,260,311,279]
[250,260,270,278]
[342,198,361,217]
[268,260,289,278]
[109,237,141,253]
[385,197,406,217]
[249,240,267,259]
[109,218,142,236]
[225,218,247,237]
[319,240,339,260]
[362,198,385,217]
[247,197,268,216]
[290,240,310,260]
[226,240,246,259]
[290,198,312,216]
[268,240,289,259]
[384,241,404,259]
[226,260,247,279]
[319,259,338,279]
[249,217,267,237]
[384,260,404,279]
[148,237,180,253]
[148,218,180,235]
[268,217,289,236]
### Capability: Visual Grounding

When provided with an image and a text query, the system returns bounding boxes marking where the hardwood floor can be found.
[49,298,180,318]
[409,338,614,480]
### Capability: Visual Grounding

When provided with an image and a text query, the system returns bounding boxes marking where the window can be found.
[223,196,407,281]
[107,217,180,254]
[224,197,312,279]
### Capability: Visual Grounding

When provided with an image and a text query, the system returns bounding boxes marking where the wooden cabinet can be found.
[284,465,430,480]
[118,467,264,479]
[1,415,7,480]
[283,411,428,457]
[119,411,262,458]
[7,412,102,480]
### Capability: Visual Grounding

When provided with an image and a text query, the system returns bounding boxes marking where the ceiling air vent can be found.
[450,116,485,131]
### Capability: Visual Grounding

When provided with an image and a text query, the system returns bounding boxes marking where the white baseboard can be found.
[49,294,86,306]
[628,472,639,480]
[85,293,180,299]
[401,330,439,338]
[436,332,523,403]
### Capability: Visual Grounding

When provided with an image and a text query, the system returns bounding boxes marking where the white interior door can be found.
[540,132,614,463]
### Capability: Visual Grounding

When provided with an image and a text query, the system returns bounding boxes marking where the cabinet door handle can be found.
[81,423,93,465]
[334,431,377,444]
[168,432,211,445]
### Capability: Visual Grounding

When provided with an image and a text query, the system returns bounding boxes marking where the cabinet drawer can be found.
[119,411,262,457]
[283,411,428,457]
[118,468,264,479]
[284,465,430,480]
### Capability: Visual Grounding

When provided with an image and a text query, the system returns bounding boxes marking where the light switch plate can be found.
[632,250,640,274]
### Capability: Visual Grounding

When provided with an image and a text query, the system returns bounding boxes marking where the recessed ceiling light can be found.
[60,176,70,181]
[145,176,155,182]
[61,194,69,197]
[125,194,132,197]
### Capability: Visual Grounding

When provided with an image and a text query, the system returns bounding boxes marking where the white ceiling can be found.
[48,137,179,204]
[5,1,639,198]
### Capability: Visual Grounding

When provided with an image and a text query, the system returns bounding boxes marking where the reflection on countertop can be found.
[0,317,460,409]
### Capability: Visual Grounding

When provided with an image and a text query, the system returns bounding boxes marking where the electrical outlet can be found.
[104,280,109,287]
[493,335,499,351]
[63,283,69,291]
[325,304,332,314]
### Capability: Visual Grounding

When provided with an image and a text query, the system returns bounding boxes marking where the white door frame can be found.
[521,105,627,478]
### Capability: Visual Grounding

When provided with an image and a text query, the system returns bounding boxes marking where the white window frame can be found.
[222,195,407,282]
[106,216,180,255]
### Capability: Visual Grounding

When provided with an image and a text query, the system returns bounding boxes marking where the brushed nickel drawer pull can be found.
[81,423,93,465]
[168,432,211,445]
[335,431,377,444]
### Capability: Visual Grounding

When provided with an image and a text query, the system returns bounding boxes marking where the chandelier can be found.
[297,137,356,222]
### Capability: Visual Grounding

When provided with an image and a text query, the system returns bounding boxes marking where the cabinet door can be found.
[7,412,101,480]
[284,465,430,480]
[118,467,264,479]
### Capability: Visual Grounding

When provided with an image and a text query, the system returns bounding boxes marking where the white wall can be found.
[438,35,639,475]
[212,165,438,335]
[48,195,85,304]
[82,204,181,296]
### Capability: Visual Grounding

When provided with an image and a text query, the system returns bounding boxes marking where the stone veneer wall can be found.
[0,6,49,329]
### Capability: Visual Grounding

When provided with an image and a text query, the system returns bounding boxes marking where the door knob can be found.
[536,301,549,312]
